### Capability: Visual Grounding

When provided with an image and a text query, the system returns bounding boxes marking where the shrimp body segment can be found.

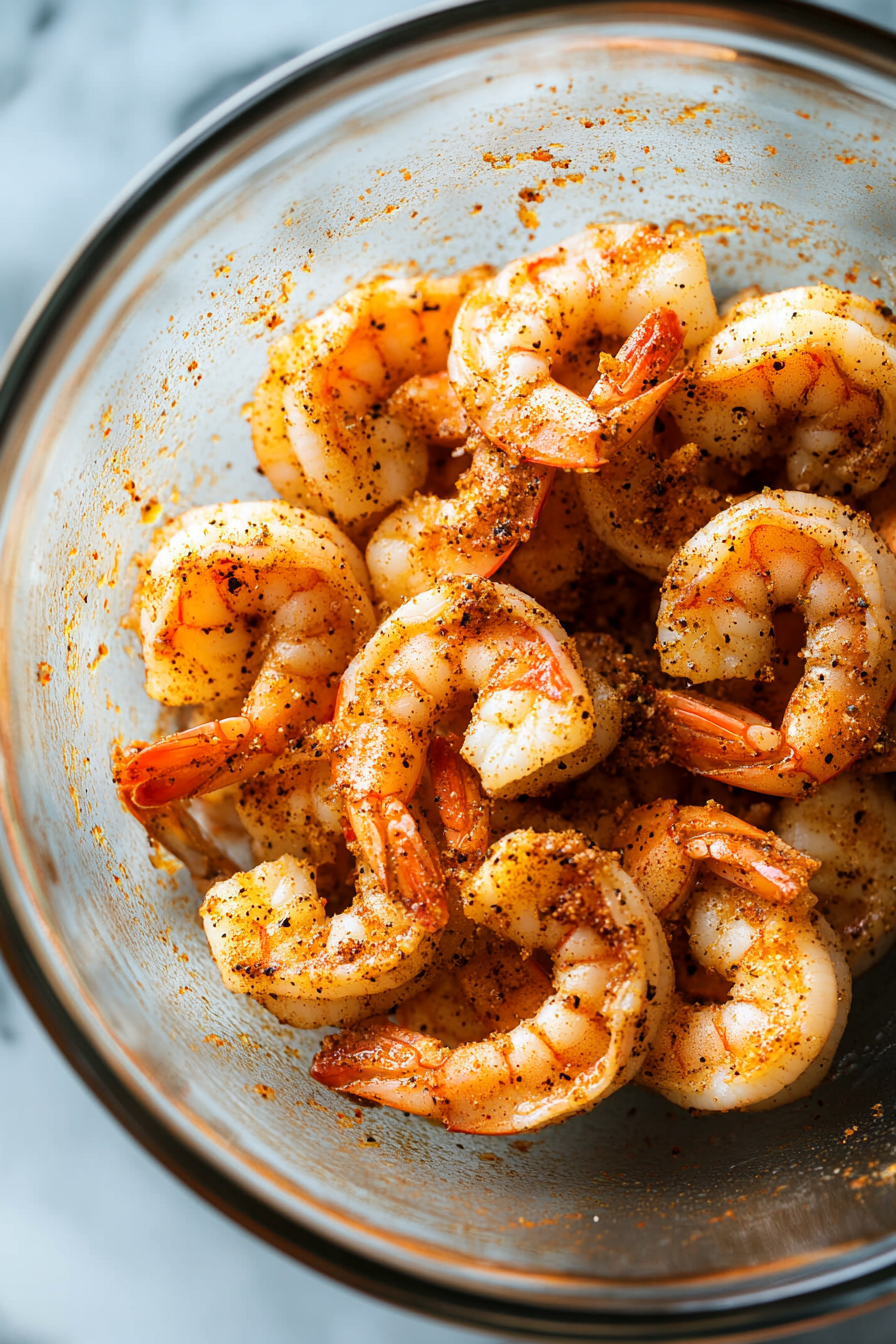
[253,269,492,531]
[448,223,718,469]
[776,775,896,975]
[200,855,442,1030]
[656,492,896,795]
[117,501,375,806]
[668,286,896,497]
[311,830,673,1133]
[637,877,850,1112]
[365,432,554,608]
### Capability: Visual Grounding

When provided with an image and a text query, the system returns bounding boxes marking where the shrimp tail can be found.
[310,1019,447,1117]
[672,802,820,903]
[428,734,490,867]
[345,796,449,931]
[116,717,277,806]
[657,690,784,772]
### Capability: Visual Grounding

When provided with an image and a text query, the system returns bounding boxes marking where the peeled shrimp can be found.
[614,801,850,1110]
[637,876,850,1112]
[329,577,597,908]
[200,853,443,1029]
[236,742,342,866]
[253,268,492,533]
[656,491,896,795]
[116,501,375,807]
[311,829,672,1133]
[668,285,896,496]
[365,430,553,608]
[775,774,896,975]
[448,223,718,468]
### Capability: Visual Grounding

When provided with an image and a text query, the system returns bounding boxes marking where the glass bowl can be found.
[5,2,896,1338]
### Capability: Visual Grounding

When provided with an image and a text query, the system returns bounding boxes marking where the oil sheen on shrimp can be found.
[252,267,492,533]
[200,852,444,1029]
[311,830,673,1133]
[448,222,718,468]
[668,285,896,497]
[775,774,896,975]
[329,577,600,903]
[116,500,375,806]
[656,491,896,795]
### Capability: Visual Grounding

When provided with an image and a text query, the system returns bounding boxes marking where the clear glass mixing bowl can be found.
[5,2,896,1337]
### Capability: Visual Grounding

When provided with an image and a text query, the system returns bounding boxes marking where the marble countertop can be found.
[3,1,896,1341]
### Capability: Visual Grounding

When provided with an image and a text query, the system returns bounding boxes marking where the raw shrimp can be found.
[311,829,673,1133]
[200,853,444,1030]
[253,268,492,532]
[613,801,850,1110]
[329,577,597,909]
[656,491,896,795]
[365,430,554,608]
[668,285,896,497]
[775,774,896,975]
[637,875,850,1112]
[115,501,375,807]
[448,222,718,468]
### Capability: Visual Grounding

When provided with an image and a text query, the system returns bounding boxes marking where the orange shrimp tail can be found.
[346,796,449,931]
[657,690,784,773]
[671,803,820,904]
[428,734,490,866]
[311,1021,447,1117]
[117,717,275,807]
[607,307,685,398]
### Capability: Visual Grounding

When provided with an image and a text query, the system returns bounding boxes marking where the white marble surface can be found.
[3,1,896,1341]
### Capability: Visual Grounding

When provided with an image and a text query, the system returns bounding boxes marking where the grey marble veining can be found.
[3,1,896,1341]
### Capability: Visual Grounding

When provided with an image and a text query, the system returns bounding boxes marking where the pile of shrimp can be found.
[113,221,896,1134]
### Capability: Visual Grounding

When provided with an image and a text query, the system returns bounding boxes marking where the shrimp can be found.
[365,431,554,608]
[236,742,342,866]
[637,876,850,1112]
[311,829,673,1133]
[114,501,375,807]
[613,801,850,1111]
[252,268,492,533]
[448,222,718,468]
[667,285,896,497]
[578,435,725,582]
[329,577,597,910]
[656,491,896,795]
[775,775,896,975]
[200,853,444,1030]
[614,798,821,919]
[499,470,599,617]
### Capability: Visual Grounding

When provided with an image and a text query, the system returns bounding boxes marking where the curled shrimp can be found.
[614,801,850,1111]
[668,285,896,497]
[236,742,343,867]
[775,775,896,975]
[311,829,672,1133]
[365,429,554,608]
[448,222,718,468]
[115,501,375,807]
[252,268,492,533]
[199,852,444,1030]
[329,577,597,908]
[656,491,896,795]
[499,470,598,616]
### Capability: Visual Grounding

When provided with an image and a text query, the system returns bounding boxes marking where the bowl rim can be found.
[5,1,896,1337]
